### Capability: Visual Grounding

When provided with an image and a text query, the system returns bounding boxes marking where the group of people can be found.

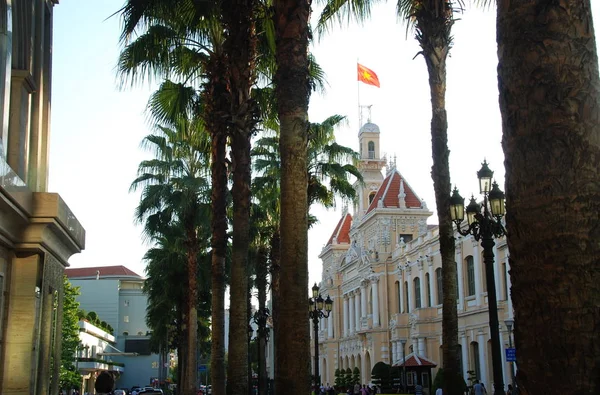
[316,382,381,395]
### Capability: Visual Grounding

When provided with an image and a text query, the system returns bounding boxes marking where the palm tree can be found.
[253,114,361,395]
[495,1,600,393]
[272,0,313,392]
[220,1,259,393]
[318,1,461,392]
[130,121,211,394]
[117,3,231,393]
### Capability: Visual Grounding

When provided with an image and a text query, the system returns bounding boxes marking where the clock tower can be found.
[353,122,387,220]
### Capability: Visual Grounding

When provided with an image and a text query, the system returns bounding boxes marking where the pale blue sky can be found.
[49,1,600,287]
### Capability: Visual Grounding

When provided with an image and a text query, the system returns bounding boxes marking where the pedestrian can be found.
[506,384,514,395]
[436,386,443,395]
[473,380,486,395]
[354,382,361,395]
[415,382,423,395]
[360,384,368,395]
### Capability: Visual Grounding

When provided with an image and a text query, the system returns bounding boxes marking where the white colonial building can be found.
[314,122,515,393]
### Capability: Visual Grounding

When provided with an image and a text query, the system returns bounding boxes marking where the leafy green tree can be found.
[345,368,352,388]
[60,276,82,390]
[352,367,360,386]
[334,368,343,388]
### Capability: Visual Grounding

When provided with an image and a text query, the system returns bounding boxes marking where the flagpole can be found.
[357,59,362,127]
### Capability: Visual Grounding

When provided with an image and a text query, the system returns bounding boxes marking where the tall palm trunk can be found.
[185,222,199,395]
[496,1,600,393]
[274,1,312,394]
[223,1,257,394]
[204,51,229,395]
[256,246,269,395]
[416,4,460,394]
[269,229,281,391]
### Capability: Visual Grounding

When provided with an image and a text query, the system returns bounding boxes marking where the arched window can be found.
[502,261,508,301]
[369,191,376,204]
[368,141,375,159]
[481,251,487,293]
[466,256,475,296]
[395,281,401,313]
[471,342,481,380]
[425,273,431,307]
[436,268,443,305]
[414,277,421,308]
[404,281,409,313]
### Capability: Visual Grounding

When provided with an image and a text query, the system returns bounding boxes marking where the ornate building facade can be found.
[0,1,85,394]
[314,122,514,392]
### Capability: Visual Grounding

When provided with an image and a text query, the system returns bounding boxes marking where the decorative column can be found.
[392,341,398,363]
[348,292,355,335]
[406,265,413,313]
[417,337,427,358]
[456,243,465,310]
[418,259,426,308]
[505,255,513,314]
[477,330,488,387]
[343,296,349,338]
[354,289,360,332]
[493,244,502,301]
[460,333,469,381]
[371,277,380,327]
[472,242,483,306]
[360,281,368,321]
[427,257,434,307]
[500,329,509,387]
[328,314,333,338]
[398,269,405,313]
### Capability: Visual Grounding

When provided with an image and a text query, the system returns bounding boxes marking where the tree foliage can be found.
[60,276,82,390]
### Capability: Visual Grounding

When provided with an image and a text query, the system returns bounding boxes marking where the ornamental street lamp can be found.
[504,319,516,394]
[450,160,507,395]
[309,283,333,387]
[253,308,270,395]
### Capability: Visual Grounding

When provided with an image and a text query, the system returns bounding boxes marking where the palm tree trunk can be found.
[256,246,269,395]
[496,1,600,393]
[269,229,281,392]
[185,225,199,395]
[210,131,228,395]
[205,52,229,395]
[274,1,312,394]
[223,0,257,393]
[416,4,460,395]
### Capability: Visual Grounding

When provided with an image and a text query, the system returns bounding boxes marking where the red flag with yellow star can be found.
[357,63,380,87]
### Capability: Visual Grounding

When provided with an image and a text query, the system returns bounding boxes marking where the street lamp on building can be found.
[450,160,507,395]
[504,319,516,394]
[309,283,333,387]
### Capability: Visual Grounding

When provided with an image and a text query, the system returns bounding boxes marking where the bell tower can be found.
[353,122,386,220]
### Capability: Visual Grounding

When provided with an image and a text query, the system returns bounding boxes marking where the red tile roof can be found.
[365,170,422,214]
[326,213,352,246]
[394,353,437,367]
[65,265,143,279]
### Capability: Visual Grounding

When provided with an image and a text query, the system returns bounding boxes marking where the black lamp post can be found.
[450,160,507,395]
[253,308,270,395]
[309,283,333,388]
[504,319,516,394]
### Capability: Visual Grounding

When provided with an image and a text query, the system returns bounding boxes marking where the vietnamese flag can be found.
[357,63,380,87]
